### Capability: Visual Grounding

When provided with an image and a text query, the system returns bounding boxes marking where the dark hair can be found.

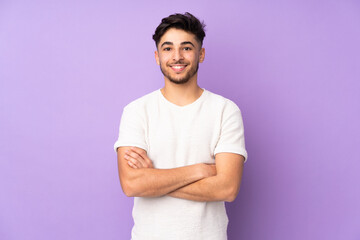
[152,12,206,48]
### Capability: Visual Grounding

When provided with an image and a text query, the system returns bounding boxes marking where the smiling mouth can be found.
[170,65,187,72]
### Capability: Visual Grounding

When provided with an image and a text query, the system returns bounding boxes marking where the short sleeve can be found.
[113,105,148,153]
[213,102,248,162]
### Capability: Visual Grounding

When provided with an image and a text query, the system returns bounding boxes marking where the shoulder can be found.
[205,89,241,113]
[124,89,159,111]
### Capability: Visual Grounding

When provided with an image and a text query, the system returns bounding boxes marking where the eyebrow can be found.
[160,41,195,48]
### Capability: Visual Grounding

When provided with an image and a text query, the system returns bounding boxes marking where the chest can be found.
[145,107,222,168]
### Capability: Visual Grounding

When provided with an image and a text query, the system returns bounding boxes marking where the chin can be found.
[169,79,190,84]
[168,74,192,84]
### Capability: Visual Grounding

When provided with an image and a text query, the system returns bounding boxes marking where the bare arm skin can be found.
[125,148,245,202]
[117,146,216,197]
[167,153,244,202]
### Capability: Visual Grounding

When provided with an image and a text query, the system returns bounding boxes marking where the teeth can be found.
[172,66,185,69]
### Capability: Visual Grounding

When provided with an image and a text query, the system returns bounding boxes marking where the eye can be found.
[163,47,171,51]
[183,47,192,51]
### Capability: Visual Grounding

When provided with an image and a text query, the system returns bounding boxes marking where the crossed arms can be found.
[116,146,245,202]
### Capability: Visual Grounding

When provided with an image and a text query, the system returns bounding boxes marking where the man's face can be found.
[155,28,205,85]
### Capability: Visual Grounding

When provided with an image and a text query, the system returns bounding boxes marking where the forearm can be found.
[118,146,217,198]
[168,174,239,202]
[121,163,206,198]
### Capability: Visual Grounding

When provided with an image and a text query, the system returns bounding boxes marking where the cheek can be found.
[158,54,171,64]
[186,55,199,64]
[185,53,198,61]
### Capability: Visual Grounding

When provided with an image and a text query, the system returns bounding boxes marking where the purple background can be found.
[1,0,359,239]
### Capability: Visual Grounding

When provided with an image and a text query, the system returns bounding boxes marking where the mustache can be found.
[170,61,187,65]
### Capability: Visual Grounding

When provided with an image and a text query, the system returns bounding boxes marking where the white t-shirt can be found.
[114,88,247,240]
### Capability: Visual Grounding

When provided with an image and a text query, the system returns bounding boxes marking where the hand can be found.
[124,147,154,169]
[201,163,217,178]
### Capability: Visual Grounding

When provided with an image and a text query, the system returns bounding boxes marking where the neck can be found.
[161,76,204,107]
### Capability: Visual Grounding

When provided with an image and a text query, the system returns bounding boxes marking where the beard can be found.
[160,61,199,85]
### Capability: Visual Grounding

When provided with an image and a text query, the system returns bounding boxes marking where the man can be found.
[114,12,248,240]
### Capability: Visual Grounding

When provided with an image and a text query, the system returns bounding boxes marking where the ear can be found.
[199,48,205,63]
[155,50,160,65]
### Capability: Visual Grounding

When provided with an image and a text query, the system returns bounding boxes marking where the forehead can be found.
[159,28,199,46]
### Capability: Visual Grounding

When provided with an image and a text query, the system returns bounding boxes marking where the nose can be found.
[173,48,184,61]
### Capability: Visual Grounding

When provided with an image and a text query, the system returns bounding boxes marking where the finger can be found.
[130,147,148,159]
[130,147,154,168]
[127,160,137,169]
[129,157,143,168]
[127,151,147,168]
[128,148,153,168]
[125,150,143,162]
[125,154,143,168]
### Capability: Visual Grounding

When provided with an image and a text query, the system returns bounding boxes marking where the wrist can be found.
[196,163,208,179]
